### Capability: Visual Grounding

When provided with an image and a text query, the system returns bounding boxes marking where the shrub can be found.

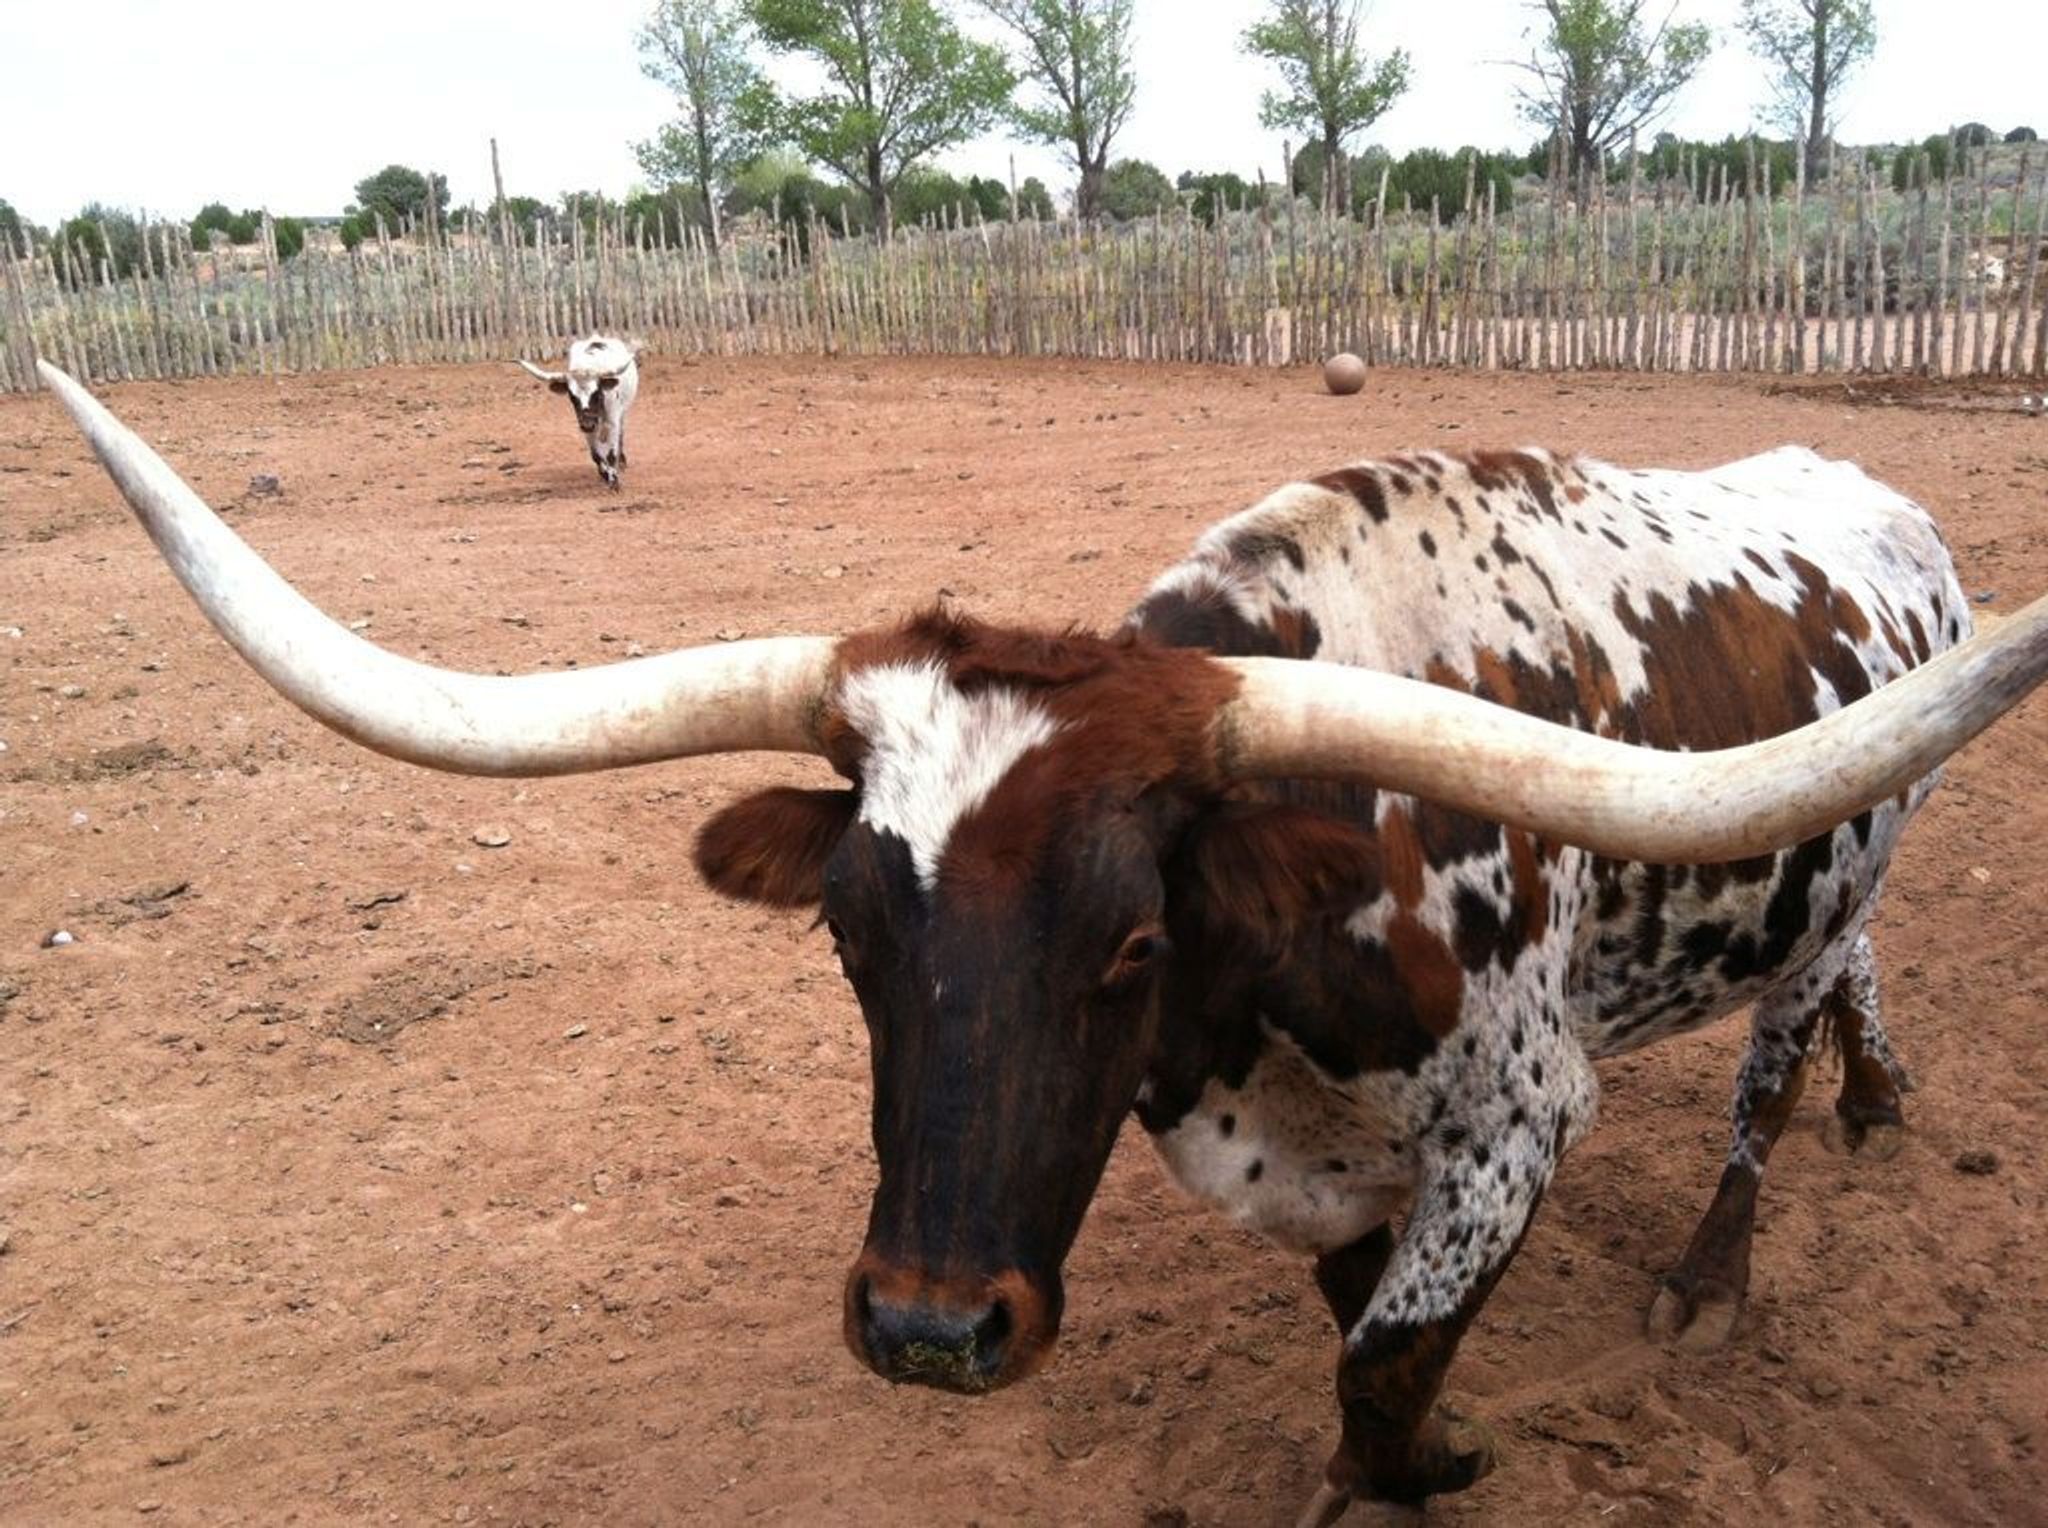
[1013,177,1054,221]
[0,198,38,252]
[1098,159,1176,221]
[1178,170,1259,227]
[270,216,305,260]
[1890,134,1953,192]
[54,205,143,284]
[352,165,449,233]
[1645,135,1798,196]
[1384,148,1517,223]
[2006,125,2038,144]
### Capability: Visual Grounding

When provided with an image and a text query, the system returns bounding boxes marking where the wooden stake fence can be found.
[4,154,2044,395]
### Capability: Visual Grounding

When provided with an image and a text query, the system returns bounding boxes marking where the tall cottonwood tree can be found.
[1243,0,1410,215]
[1738,0,1876,182]
[975,0,1136,221]
[746,0,1013,228]
[1515,0,1712,184]
[636,0,769,245]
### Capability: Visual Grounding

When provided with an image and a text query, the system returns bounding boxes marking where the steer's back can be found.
[1133,446,1971,1056]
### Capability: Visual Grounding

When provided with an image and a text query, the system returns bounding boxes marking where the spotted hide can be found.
[699,444,1970,1507]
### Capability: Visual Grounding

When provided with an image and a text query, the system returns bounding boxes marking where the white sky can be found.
[6,0,2043,227]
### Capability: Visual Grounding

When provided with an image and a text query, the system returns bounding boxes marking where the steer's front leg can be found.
[1322,1138,1553,1508]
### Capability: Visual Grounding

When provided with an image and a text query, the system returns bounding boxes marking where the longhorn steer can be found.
[520,334,638,488]
[37,360,2048,1516]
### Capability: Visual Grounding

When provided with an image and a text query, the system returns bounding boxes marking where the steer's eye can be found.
[1103,926,1167,989]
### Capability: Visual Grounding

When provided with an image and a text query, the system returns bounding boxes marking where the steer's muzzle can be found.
[843,1252,1061,1394]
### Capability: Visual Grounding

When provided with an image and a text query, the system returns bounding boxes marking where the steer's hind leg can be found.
[1820,934,1908,1161]
[1650,961,1840,1352]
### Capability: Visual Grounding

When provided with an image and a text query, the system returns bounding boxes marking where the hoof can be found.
[1647,1280,1741,1351]
[1295,1487,1425,1527]
[1320,1408,1501,1512]
[1294,1481,1353,1528]
[1822,1113,1904,1160]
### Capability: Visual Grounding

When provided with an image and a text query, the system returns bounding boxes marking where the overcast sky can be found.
[7,0,2042,226]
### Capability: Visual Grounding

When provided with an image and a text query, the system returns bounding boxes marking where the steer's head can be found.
[695,614,1238,1390]
[520,358,620,433]
[40,359,2048,1403]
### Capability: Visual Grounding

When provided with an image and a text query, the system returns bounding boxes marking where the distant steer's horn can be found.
[36,360,835,774]
[1214,605,2048,863]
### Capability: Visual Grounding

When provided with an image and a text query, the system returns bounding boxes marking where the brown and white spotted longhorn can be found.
[39,360,2048,1517]
[520,333,639,488]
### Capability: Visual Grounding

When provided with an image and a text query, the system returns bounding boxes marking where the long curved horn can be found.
[1215,598,2048,864]
[37,360,834,775]
[518,358,565,382]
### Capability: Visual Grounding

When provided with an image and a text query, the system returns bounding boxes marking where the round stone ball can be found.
[1322,352,1367,396]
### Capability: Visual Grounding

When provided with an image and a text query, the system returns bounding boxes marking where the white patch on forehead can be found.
[838,660,1062,889]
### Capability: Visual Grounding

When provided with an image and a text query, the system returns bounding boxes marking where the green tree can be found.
[1097,157,1175,220]
[351,165,450,234]
[1737,0,1875,182]
[635,0,768,245]
[1243,0,1410,214]
[975,0,1135,220]
[1515,1,1712,185]
[744,0,1014,227]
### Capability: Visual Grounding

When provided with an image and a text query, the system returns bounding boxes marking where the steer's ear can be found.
[695,787,858,906]
[548,378,571,395]
[1171,801,1382,962]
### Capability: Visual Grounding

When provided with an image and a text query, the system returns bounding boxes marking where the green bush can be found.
[54,205,142,284]
[1384,148,1517,223]
[2005,126,2037,144]
[889,170,1008,226]
[1643,134,1798,196]
[1098,159,1176,221]
[1178,169,1259,227]
[1890,134,1952,192]
[352,164,449,233]
[0,198,38,252]
[1013,177,1054,220]
[190,202,258,248]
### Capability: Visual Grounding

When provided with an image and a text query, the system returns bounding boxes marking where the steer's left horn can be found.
[36,361,836,774]
[1213,604,2048,864]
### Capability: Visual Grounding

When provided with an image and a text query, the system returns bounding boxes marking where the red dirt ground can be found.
[1,357,2044,1527]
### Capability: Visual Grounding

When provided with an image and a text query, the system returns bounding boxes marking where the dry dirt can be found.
[2,356,2045,1527]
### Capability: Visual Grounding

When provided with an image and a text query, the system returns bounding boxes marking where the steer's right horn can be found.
[37,360,836,775]
[518,358,567,384]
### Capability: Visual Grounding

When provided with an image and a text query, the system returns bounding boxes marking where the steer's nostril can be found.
[852,1274,875,1327]
[973,1297,1012,1366]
